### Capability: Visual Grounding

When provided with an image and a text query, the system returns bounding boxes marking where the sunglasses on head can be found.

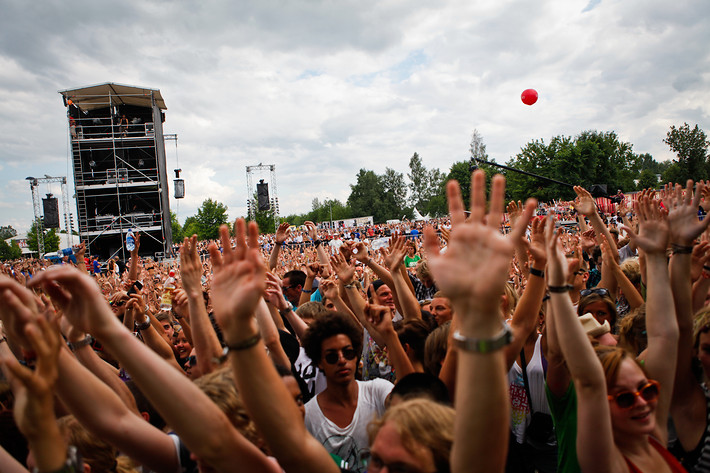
[608,380,660,409]
[580,288,610,298]
[323,347,357,365]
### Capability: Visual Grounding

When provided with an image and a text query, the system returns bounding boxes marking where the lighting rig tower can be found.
[245,163,279,229]
[26,175,72,256]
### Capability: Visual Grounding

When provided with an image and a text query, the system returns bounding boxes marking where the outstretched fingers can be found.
[447,181,466,227]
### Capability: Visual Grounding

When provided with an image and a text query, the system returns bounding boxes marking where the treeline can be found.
[172,123,708,237]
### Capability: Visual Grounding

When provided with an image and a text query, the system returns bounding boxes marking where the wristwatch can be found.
[279,301,294,315]
[452,324,513,353]
[68,334,94,351]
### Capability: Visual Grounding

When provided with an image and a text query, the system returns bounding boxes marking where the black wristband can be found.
[135,318,151,331]
[313,239,322,248]
[671,243,693,254]
[548,285,573,293]
[301,289,313,294]
[529,267,545,278]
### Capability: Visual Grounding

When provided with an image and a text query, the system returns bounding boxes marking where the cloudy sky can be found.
[1,0,708,235]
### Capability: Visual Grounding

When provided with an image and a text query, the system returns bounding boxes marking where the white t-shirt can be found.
[293,347,327,399]
[304,379,393,472]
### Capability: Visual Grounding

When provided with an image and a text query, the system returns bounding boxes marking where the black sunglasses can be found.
[323,347,357,365]
[608,380,660,409]
[110,299,126,307]
[580,288,610,297]
[186,355,197,367]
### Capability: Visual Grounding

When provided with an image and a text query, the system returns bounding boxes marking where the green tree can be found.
[663,123,709,182]
[407,153,428,210]
[423,168,448,217]
[381,167,409,218]
[505,131,639,202]
[27,220,60,255]
[0,225,18,240]
[637,168,660,191]
[348,169,409,223]
[182,216,199,239]
[0,239,22,260]
[171,212,184,242]
[195,199,229,240]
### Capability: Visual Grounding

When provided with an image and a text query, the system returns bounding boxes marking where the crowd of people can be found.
[2,173,710,473]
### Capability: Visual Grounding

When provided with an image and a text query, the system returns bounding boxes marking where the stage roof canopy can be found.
[58,82,166,111]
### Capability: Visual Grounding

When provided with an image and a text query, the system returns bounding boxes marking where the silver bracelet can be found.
[452,324,513,353]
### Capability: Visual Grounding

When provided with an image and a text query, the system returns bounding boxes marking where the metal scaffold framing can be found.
[26,176,72,256]
[246,163,279,229]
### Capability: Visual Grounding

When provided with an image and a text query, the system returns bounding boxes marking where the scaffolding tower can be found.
[246,164,279,229]
[58,82,172,261]
[26,176,72,256]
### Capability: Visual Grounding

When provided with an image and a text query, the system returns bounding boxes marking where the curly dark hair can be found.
[303,311,363,366]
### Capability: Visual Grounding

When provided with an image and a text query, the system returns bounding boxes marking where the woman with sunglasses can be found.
[546,191,685,473]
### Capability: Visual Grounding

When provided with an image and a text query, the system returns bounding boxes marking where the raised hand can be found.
[621,193,670,254]
[1,316,62,442]
[275,223,291,245]
[319,279,339,300]
[690,241,710,281]
[527,217,547,266]
[351,241,370,263]
[662,181,710,246]
[573,186,597,216]
[330,251,355,285]
[264,272,289,311]
[305,262,321,279]
[381,234,407,271]
[365,303,395,338]
[304,221,318,241]
[544,217,571,287]
[209,219,266,335]
[423,171,536,329]
[0,276,41,348]
[507,200,523,227]
[180,235,203,295]
[28,266,116,338]
[579,229,596,252]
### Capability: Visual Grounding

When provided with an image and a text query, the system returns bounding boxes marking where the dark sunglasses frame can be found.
[110,299,126,307]
[323,347,357,365]
[580,288,610,298]
[608,380,660,409]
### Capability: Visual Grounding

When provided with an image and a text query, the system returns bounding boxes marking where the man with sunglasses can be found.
[302,311,393,473]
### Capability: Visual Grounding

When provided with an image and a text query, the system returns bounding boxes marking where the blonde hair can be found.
[619,257,642,287]
[368,398,454,473]
[424,321,450,376]
[58,415,138,473]
[194,366,264,452]
[296,301,329,321]
[693,306,710,349]
[618,304,647,356]
[502,281,519,318]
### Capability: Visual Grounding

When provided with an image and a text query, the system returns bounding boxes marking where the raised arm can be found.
[381,234,421,321]
[1,316,66,473]
[424,172,536,473]
[544,216,617,473]
[29,266,280,473]
[504,216,547,369]
[268,222,290,271]
[665,182,710,446]
[364,303,415,381]
[212,219,340,473]
[181,235,223,374]
[620,192,676,443]
[128,233,141,281]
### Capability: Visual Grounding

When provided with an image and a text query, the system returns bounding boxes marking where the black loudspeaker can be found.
[589,184,608,198]
[257,182,270,211]
[43,197,60,228]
